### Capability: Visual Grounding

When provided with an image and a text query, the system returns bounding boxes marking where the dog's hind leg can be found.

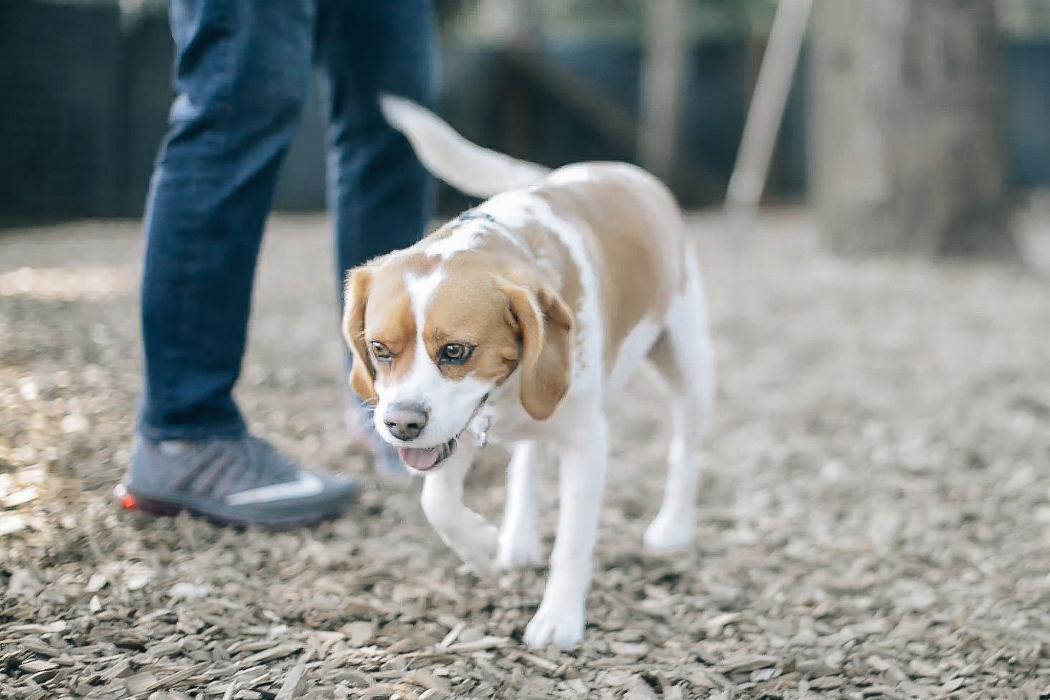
[643,251,714,554]
[497,440,545,569]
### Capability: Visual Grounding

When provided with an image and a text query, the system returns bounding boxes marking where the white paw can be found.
[523,601,585,650]
[643,513,695,554]
[496,530,543,569]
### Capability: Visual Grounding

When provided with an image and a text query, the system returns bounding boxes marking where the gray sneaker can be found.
[115,435,357,529]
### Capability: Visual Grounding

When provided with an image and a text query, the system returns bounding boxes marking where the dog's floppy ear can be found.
[501,280,574,420]
[343,267,377,403]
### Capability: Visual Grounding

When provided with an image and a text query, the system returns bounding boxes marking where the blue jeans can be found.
[139,0,436,441]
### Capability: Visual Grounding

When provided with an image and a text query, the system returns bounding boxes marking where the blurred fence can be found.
[1,1,1049,222]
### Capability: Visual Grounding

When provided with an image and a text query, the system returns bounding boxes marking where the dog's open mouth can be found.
[393,394,491,472]
[397,437,457,472]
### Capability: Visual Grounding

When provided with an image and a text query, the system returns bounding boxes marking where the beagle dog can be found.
[343,96,714,649]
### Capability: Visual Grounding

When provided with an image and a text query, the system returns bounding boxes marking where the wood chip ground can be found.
[2,210,1050,697]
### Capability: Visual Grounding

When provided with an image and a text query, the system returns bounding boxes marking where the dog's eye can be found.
[438,343,473,365]
[370,341,393,363]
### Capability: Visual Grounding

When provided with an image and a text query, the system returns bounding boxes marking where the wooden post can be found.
[726,0,813,214]
[639,0,687,182]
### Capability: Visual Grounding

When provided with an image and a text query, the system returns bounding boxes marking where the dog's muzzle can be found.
[394,393,491,472]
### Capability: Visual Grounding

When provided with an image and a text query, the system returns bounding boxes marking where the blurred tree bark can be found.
[810,0,1016,257]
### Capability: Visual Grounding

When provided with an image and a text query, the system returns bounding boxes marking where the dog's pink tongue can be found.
[397,446,443,471]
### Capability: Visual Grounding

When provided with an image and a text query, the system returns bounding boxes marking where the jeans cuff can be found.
[137,418,247,443]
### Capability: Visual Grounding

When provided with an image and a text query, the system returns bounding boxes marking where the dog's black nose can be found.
[384,402,428,441]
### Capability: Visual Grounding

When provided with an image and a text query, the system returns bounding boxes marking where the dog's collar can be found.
[470,392,492,448]
[473,415,491,448]
[455,209,499,226]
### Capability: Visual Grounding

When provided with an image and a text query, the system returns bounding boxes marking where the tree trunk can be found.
[809,0,1015,257]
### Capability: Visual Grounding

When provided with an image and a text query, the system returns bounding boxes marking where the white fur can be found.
[419,441,499,573]
[643,246,714,551]
[425,224,483,260]
[607,318,663,395]
[426,217,532,262]
[372,99,715,651]
[546,163,598,186]
[522,400,607,648]
[497,441,544,568]
[379,94,550,198]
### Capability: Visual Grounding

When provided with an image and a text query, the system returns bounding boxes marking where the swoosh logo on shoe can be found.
[225,473,324,506]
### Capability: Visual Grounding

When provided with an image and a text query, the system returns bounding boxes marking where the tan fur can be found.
[420,260,521,384]
[500,280,574,420]
[344,269,378,403]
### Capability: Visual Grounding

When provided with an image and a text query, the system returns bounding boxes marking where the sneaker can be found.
[345,401,412,483]
[115,435,357,529]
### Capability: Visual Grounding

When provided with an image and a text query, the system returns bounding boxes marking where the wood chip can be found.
[240,644,302,667]
[86,572,108,593]
[512,651,560,674]
[20,659,58,673]
[144,664,204,692]
[705,612,742,637]
[359,684,399,700]
[437,622,465,649]
[719,653,777,673]
[274,660,307,700]
[345,621,375,648]
[443,636,509,653]
[4,214,1049,697]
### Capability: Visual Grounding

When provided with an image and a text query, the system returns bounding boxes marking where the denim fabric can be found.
[139,0,436,441]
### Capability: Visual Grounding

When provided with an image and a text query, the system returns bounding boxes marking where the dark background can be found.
[1,0,1049,221]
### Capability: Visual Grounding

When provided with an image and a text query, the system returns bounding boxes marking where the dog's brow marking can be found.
[395,268,448,412]
[406,268,446,328]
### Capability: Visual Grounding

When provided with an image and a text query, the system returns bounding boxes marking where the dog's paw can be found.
[523,601,585,650]
[496,530,543,570]
[643,513,695,554]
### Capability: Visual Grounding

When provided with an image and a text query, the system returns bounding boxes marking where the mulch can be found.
[2,211,1049,698]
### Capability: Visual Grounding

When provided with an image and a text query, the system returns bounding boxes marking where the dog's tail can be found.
[380,94,550,199]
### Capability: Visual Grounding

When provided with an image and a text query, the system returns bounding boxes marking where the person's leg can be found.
[125,0,357,527]
[315,0,437,478]
[315,0,437,276]
[139,0,315,441]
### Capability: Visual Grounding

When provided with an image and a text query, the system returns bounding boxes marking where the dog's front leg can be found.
[419,443,499,575]
[524,413,607,649]
[497,440,544,569]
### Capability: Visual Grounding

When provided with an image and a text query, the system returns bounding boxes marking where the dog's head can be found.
[343,255,573,472]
